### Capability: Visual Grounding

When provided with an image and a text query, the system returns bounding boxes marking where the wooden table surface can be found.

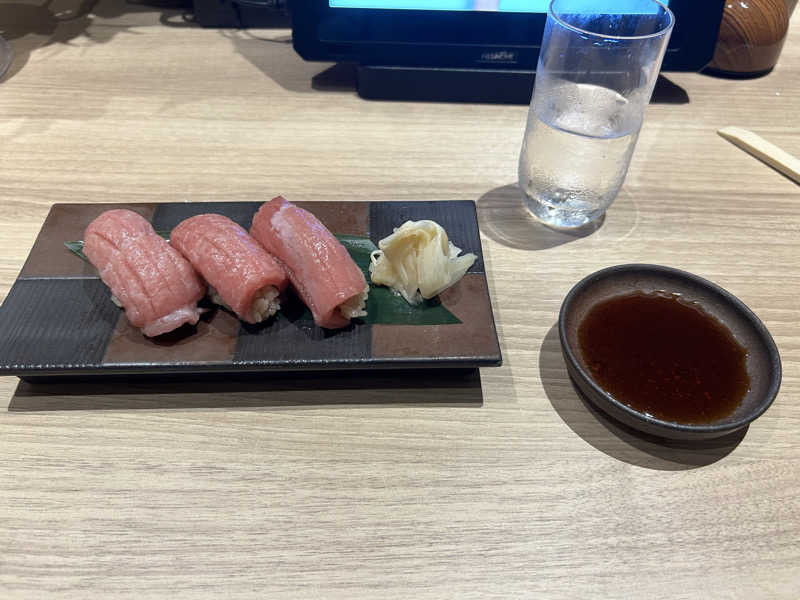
[1,2,798,597]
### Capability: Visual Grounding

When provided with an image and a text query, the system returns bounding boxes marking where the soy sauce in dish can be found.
[577,292,750,424]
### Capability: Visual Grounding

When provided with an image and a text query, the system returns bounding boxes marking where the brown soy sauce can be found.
[578,292,750,424]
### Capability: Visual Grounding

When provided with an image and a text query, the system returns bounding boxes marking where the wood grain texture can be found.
[718,126,800,183]
[1,2,799,598]
[709,0,790,73]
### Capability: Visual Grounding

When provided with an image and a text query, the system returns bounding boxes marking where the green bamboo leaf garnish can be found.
[64,240,87,262]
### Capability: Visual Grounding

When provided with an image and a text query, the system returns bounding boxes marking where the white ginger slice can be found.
[369,220,476,305]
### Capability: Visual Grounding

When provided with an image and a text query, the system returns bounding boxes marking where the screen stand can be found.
[356,65,535,104]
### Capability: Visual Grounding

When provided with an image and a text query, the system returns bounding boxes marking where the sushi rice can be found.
[209,285,281,323]
[338,285,369,320]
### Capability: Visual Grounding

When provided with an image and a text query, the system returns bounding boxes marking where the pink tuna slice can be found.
[170,213,288,324]
[83,209,206,337]
[250,196,367,329]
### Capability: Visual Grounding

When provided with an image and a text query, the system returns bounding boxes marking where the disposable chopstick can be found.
[718,126,800,185]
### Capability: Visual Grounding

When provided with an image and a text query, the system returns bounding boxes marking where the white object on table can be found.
[718,126,800,185]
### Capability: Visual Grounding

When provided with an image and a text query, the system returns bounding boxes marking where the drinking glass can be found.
[519,0,674,229]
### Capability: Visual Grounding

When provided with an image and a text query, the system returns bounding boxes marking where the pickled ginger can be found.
[369,220,476,305]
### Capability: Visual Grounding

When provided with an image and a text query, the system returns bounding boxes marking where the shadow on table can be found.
[312,62,359,93]
[0,0,193,83]
[223,29,314,95]
[7,368,483,411]
[477,184,640,251]
[651,75,690,104]
[538,324,746,470]
[298,66,689,104]
[476,184,604,251]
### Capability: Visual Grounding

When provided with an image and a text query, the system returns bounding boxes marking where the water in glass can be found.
[519,83,640,229]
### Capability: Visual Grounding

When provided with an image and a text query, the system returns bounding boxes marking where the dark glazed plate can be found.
[558,264,781,440]
[0,201,501,379]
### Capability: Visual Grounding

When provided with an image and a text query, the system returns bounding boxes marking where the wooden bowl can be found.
[707,0,792,76]
[558,264,782,440]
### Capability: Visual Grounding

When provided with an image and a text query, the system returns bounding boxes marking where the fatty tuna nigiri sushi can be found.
[250,196,368,329]
[170,214,288,324]
[83,209,206,337]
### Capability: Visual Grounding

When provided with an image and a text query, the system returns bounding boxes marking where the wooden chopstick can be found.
[718,126,800,185]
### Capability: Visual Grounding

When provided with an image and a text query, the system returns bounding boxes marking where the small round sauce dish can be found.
[558,264,782,440]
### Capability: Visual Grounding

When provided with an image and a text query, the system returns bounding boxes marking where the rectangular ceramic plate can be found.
[0,201,501,378]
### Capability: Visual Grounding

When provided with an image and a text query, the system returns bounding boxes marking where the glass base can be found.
[522,194,607,230]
